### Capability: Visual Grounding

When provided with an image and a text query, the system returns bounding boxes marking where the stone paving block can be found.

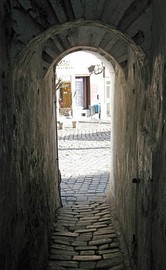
[60,211,78,216]
[92,221,111,226]
[79,217,99,222]
[69,225,87,231]
[75,246,97,251]
[88,202,100,207]
[99,217,111,222]
[86,224,107,229]
[94,233,118,240]
[77,207,94,211]
[92,234,114,241]
[93,228,115,235]
[73,255,102,261]
[96,205,110,210]
[72,241,88,247]
[102,214,112,218]
[88,210,100,215]
[76,235,92,242]
[56,221,77,227]
[52,231,79,237]
[87,190,96,193]
[100,210,111,215]
[67,197,77,202]
[97,248,120,255]
[77,221,93,226]
[98,244,109,250]
[75,228,96,233]
[76,196,88,202]
[76,213,95,218]
[77,231,93,236]
[89,238,113,246]
[94,212,103,217]
[80,250,95,255]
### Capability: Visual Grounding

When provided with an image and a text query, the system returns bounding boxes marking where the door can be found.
[60,82,71,108]
[75,76,90,108]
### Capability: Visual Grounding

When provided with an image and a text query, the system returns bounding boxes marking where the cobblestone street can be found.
[58,120,111,205]
[46,120,129,270]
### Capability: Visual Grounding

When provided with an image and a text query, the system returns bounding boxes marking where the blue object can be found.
[95,104,98,113]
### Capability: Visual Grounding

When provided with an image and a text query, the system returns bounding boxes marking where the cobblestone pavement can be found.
[58,120,111,205]
[46,197,126,270]
[46,120,129,270]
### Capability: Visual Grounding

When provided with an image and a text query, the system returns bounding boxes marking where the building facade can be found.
[56,51,115,120]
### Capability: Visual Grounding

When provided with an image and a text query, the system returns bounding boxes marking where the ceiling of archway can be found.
[10,0,152,73]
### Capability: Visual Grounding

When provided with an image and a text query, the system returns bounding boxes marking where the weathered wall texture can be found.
[112,50,145,269]
[150,1,166,269]
[0,1,15,268]
[112,3,166,269]
[11,51,60,270]
[1,1,166,270]
[0,8,60,267]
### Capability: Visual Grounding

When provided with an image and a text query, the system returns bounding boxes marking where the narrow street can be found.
[58,120,111,205]
[46,120,130,270]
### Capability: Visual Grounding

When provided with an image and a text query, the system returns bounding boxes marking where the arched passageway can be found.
[47,114,131,269]
[45,51,129,269]
[55,50,115,205]
[1,1,166,270]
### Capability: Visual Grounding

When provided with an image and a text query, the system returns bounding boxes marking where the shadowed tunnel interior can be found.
[0,1,166,270]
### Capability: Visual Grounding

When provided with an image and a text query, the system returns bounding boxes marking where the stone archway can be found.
[3,2,166,269]
[10,19,147,269]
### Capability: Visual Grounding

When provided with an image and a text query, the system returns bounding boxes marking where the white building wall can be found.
[56,51,115,120]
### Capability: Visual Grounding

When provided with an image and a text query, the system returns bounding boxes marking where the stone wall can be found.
[1,1,166,270]
[0,1,14,268]
[112,2,166,269]
[0,8,61,267]
[113,50,157,270]
[112,50,144,269]
[150,1,166,269]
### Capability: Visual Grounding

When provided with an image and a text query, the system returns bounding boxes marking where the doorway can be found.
[59,81,72,115]
[75,76,90,109]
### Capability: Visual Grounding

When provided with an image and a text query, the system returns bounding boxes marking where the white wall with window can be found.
[56,51,115,120]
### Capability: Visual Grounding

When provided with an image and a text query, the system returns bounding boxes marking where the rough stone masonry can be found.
[0,1,166,270]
